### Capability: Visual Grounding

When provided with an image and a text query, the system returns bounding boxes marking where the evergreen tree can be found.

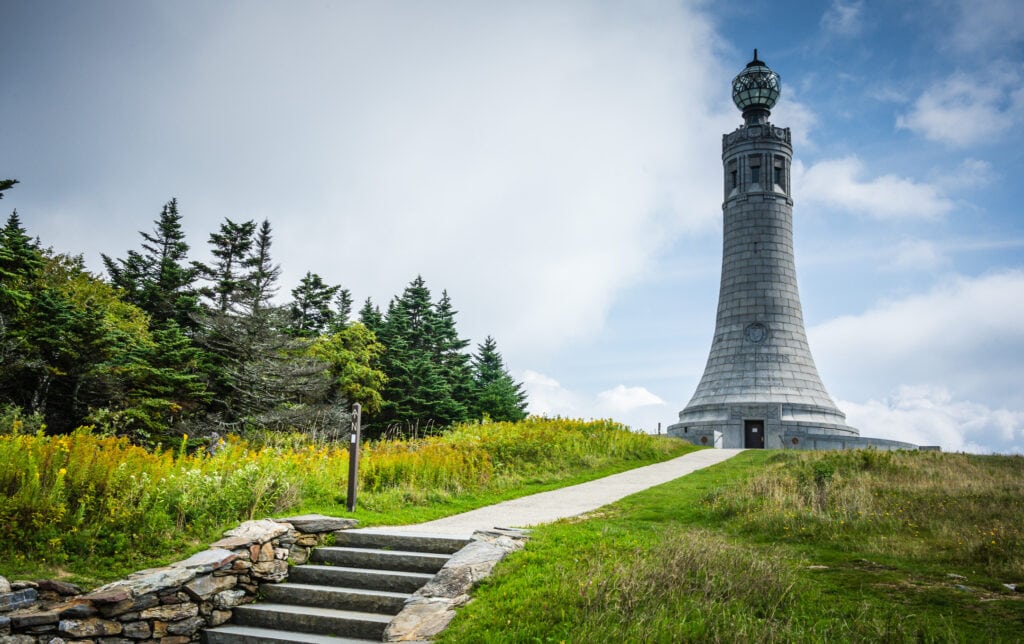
[195,218,255,312]
[240,220,279,314]
[358,297,383,334]
[0,179,17,198]
[0,211,44,315]
[370,276,467,435]
[195,219,332,433]
[289,271,339,337]
[328,288,354,333]
[434,290,475,415]
[471,335,528,422]
[102,199,198,329]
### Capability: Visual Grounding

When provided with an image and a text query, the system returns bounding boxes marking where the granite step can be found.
[260,581,410,614]
[288,564,434,593]
[203,624,378,644]
[230,603,392,641]
[334,529,469,554]
[310,546,451,574]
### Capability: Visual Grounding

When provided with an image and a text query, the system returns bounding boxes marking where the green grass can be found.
[439,449,1024,643]
[0,417,694,588]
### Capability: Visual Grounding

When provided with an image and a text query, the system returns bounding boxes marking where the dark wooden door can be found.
[744,420,764,448]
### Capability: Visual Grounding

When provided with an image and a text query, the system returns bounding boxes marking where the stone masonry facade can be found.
[669,120,870,449]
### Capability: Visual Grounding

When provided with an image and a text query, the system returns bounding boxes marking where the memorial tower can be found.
[668,51,860,449]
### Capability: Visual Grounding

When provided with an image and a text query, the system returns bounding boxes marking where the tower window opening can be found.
[774,157,786,191]
[728,160,738,191]
[749,157,761,186]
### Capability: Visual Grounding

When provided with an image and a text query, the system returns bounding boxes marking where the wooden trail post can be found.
[346,403,362,512]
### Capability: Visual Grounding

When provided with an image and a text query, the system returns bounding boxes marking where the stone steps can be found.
[289,564,434,594]
[310,546,452,574]
[202,530,470,643]
[260,582,410,614]
[204,623,382,643]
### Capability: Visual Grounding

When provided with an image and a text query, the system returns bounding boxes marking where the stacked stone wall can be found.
[0,514,355,644]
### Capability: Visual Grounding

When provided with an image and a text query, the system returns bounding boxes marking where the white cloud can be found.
[0,2,738,367]
[820,0,865,37]
[896,72,1024,147]
[521,370,585,419]
[950,0,1024,56]
[522,371,671,432]
[946,158,996,190]
[884,239,948,272]
[595,385,666,415]
[175,3,735,361]
[774,96,818,148]
[810,271,1024,452]
[792,156,953,219]
[841,386,1023,454]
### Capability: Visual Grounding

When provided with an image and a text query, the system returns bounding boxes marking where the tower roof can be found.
[731,49,781,124]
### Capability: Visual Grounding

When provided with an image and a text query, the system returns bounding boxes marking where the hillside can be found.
[440,449,1024,642]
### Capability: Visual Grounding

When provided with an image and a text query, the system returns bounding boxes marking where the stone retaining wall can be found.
[0,514,356,644]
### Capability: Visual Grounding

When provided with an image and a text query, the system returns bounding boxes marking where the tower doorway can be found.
[744,420,765,448]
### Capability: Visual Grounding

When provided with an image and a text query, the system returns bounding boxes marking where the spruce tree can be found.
[434,290,475,416]
[370,276,467,435]
[102,199,198,329]
[471,335,528,422]
[0,179,17,198]
[195,218,256,312]
[289,271,339,337]
[195,219,332,433]
[358,297,383,333]
[328,288,354,333]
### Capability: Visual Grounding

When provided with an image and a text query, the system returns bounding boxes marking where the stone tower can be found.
[668,51,861,450]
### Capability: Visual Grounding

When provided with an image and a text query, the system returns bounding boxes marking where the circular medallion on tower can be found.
[732,49,780,125]
[744,322,769,344]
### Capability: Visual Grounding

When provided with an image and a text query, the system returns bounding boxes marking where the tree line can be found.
[0,182,527,444]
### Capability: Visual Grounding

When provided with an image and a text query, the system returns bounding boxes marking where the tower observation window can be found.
[774,157,785,191]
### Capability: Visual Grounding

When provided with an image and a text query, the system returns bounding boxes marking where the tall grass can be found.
[0,415,690,585]
[440,450,1021,643]
[707,449,1024,578]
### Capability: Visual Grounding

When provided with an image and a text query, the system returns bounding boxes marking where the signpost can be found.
[346,403,362,512]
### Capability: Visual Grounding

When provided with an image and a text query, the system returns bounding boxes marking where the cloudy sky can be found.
[3,1,1022,453]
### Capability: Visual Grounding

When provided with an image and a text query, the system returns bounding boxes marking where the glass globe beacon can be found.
[731,50,780,119]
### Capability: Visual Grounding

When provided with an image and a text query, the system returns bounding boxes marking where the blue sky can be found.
[2,1,1022,452]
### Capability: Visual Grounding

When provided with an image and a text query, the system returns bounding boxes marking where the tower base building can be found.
[667,52,920,452]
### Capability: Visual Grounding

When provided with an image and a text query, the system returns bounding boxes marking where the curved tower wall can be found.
[668,123,859,449]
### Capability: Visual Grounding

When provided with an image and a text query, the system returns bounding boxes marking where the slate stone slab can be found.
[171,548,237,573]
[275,514,358,533]
[223,519,290,544]
[0,589,38,613]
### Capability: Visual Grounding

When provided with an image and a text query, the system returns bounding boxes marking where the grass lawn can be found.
[439,449,1024,643]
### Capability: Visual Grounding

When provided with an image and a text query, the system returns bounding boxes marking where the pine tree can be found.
[369,276,467,435]
[195,219,332,433]
[289,271,340,337]
[195,218,256,312]
[0,211,44,314]
[328,288,354,333]
[0,179,17,198]
[240,220,279,314]
[471,335,528,422]
[434,290,475,416]
[358,297,383,334]
[102,199,198,329]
